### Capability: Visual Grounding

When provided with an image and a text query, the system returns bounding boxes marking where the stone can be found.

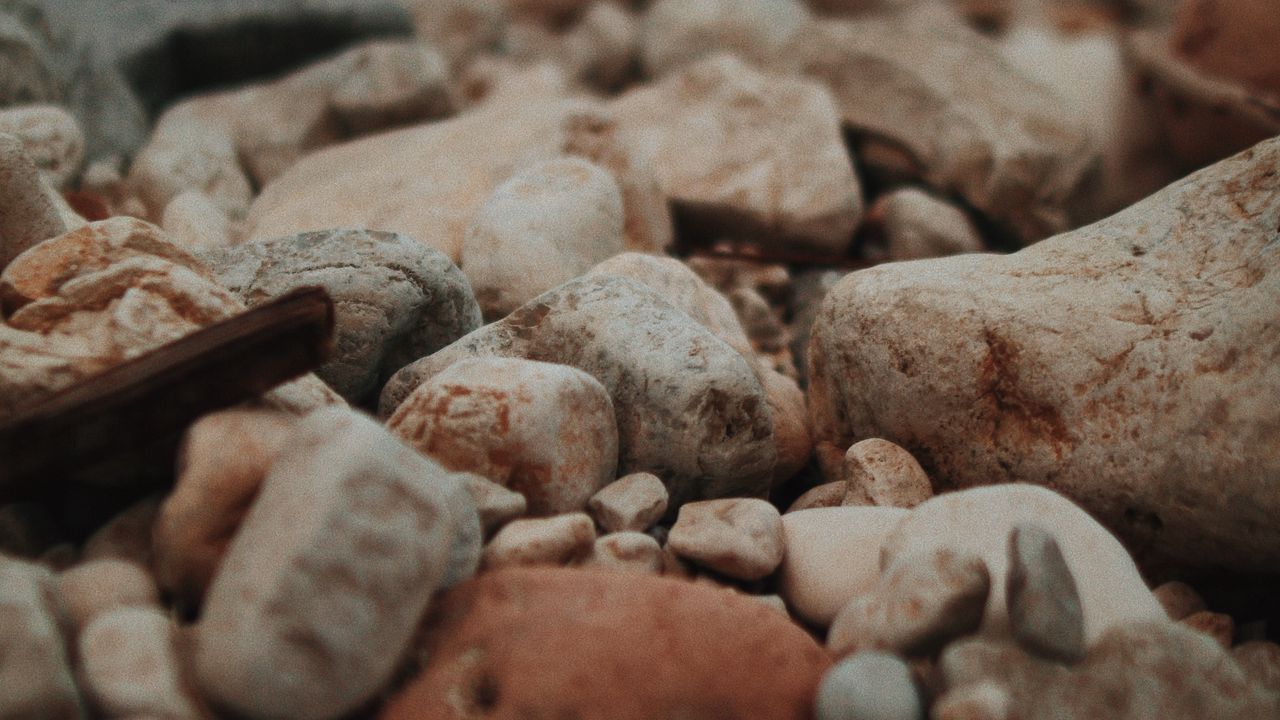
[401,0,504,66]
[586,531,665,574]
[82,498,161,569]
[194,407,480,720]
[78,607,198,719]
[1152,580,1208,620]
[481,512,597,570]
[841,439,932,509]
[152,409,297,609]
[0,105,84,190]
[828,548,990,657]
[815,651,923,720]
[809,139,1280,574]
[667,498,784,581]
[786,481,847,513]
[0,9,60,107]
[382,276,777,507]
[199,227,482,403]
[588,472,669,533]
[461,157,625,318]
[1233,640,1280,694]
[610,53,862,254]
[777,506,908,628]
[161,191,234,250]
[874,188,984,262]
[729,285,788,353]
[1005,524,1084,662]
[639,0,811,77]
[379,567,831,720]
[561,1,642,91]
[774,8,1095,245]
[931,682,1012,720]
[0,556,83,720]
[0,133,66,271]
[1181,610,1234,650]
[56,559,159,634]
[388,358,617,515]
[462,474,528,535]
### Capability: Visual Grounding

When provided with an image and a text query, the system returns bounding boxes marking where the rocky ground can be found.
[1,0,1278,718]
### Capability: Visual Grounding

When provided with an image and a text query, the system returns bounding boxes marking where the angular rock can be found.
[388,358,617,515]
[775,8,1095,244]
[200,227,481,403]
[588,472,669,533]
[639,0,811,77]
[874,187,984,262]
[0,556,82,720]
[586,531,665,574]
[0,132,66,270]
[194,407,480,720]
[0,9,60,107]
[1006,524,1084,662]
[56,559,159,634]
[667,498,784,580]
[610,53,862,254]
[481,512,597,570]
[809,139,1280,574]
[382,276,777,507]
[815,651,922,720]
[79,607,198,719]
[462,474,528,535]
[379,567,831,720]
[462,157,625,318]
[0,105,83,190]
[842,438,932,509]
[827,548,990,657]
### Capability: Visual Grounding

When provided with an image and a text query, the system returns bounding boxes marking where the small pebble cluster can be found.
[2,0,1279,719]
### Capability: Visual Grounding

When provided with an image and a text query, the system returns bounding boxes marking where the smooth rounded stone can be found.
[931,682,1012,720]
[828,548,990,657]
[79,607,198,719]
[379,567,831,720]
[0,106,84,190]
[1232,641,1280,694]
[462,474,528,535]
[815,651,922,720]
[152,409,298,609]
[586,531,665,574]
[0,557,83,720]
[777,506,909,628]
[481,512,597,570]
[462,157,625,318]
[200,227,481,403]
[0,132,66,271]
[1181,610,1234,650]
[56,559,159,634]
[640,0,810,77]
[560,1,641,91]
[82,497,161,569]
[389,358,617,515]
[773,8,1094,246]
[1005,524,1084,662]
[787,481,847,513]
[1152,580,1208,620]
[325,40,454,138]
[194,407,481,720]
[880,485,1165,646]
[588,472,669,533]
[667,498,784,581]
[610,53,862,255]
[874,188,983,262]
[161,191,234,250]
[841,439,932,509]
[381,275,777,507]
[810,137,1280,574]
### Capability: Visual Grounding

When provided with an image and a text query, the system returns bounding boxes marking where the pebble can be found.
[842,439,933,509]
[815,651,923,720]
[389,357,617,516]
[667,498,785,581]
[1005,524,1084,663]
[481,512,598,570]
[828,548,990,657]
[875,188,984,262]
[786,481,847,513]
[0,556,83,720]
[160,191,233,250]
[1152,580,1208,621]
[78,607,199,719]
[194,407,481,720]
[462,473,529,535]
[56,559,159,635]
[640,0,811,77]
[0,105,84,189]
[588,472,670,533]
[0,10,60,107]
[931,682,1013,720]
[586,531,665,574]
[1232,640,1280,694]
[0,132,66,270]
[1181,610,1234,650]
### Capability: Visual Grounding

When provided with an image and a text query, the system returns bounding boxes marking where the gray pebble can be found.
[1006,524,1084,663]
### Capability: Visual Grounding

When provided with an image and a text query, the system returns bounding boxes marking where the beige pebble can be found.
[482,513,597,570]
[0,105,84,190]
[1181,610,1234,650]
[932,681,1013,720]
[0,556,83,719]
[56,560,159,635]
[842,438,932,509]
[462,474,528,535]
[79,607,198,719]
[588,472,669,533]
[786,481,847,513]
[1232,640,1280,694]
[1152,580,1208,621]
[160,191,233,250]
[667,498,784,581]
[586,532,664,574]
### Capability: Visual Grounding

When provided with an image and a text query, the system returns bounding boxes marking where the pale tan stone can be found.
[0,132,66,271]
[0,557,83,719]
[482,512,597,570]
[585,531,664,574]
[785,481,846,513]
[639,0,810,77]
[56,560,158,635]
[79,607,198,719]
[841,438,933,509]
[0,105,84,189]
[667,498,784,581]
[588,472,669,533]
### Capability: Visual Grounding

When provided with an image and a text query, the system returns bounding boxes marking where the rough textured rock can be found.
[200,227,481,403]
[0,557,83,719]
[639,0,811,77]
[382,275,777,508]
[586,531,665,574]
[379,567,831,720]
[774,7,1095,245]
[0,132,66,271]
[588,472,669,533]
[0,105,83,189]
[1006,524,1085,662]
[610,53,862,254]
[461,157,625,318]
[194,407,480,720]
[881,485,1166,646]
[815,651,923,720]
[667,498,784,581]
[841,438,933,508]
[777,506,908,628]
[809,139,1280,574]
[152,409,297,609]
[827,548,990,657]
[481,512,598,570]
[79,607,198,719]
[56,559,159,634]
[875,187,984,262]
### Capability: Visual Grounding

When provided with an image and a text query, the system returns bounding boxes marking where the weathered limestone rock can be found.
[667,498,784,581]
[0,132,66,271]
[199,227,481,403]
[809,138,1280,574]
[610,53,862,254]
[841,438,933,509]
[0,557,83,719]
[388,358,618,516]
[639,0,811,77]
[0,105,84,190]
[588,472,669,533]
[382,276,777,508]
